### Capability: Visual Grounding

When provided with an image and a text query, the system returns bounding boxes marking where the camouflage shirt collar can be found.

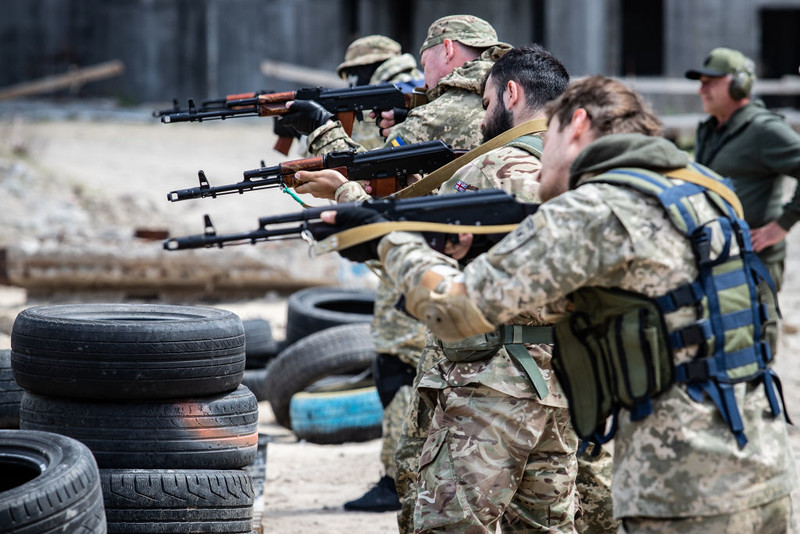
[427,43,512,100]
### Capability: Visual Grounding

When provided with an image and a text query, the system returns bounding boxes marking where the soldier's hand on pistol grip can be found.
[272,117,302,139]
[373,109,405,138]
[277,100,334,136]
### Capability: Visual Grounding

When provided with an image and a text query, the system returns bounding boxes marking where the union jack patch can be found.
[454,180,478,192]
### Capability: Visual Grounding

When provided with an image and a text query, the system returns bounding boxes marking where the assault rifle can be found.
[163,189,539,255]
[167,140,459,201]
[152,91,269,118]
[157,84,427,154]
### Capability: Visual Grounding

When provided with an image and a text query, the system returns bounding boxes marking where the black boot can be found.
[343,475,401,512]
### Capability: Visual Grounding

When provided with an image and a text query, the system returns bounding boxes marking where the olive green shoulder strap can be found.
[505,134,543,159]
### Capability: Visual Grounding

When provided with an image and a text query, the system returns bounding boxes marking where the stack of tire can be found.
[261,287,384,445]
[9,303,259,534]
[0,349,24,429]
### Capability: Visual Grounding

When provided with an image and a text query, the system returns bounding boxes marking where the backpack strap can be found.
[505,134,543,159]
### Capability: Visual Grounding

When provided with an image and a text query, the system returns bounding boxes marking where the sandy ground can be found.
[0,105,799,533]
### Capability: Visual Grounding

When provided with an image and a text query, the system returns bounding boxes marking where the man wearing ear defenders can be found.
[686,47,800,296]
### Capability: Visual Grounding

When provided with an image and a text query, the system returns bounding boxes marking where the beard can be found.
[481,105,514,143]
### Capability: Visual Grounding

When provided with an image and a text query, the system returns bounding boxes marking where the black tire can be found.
[0,429,107,533]
[240,366,269,402]
[285,287,375,344]
[265,323,376,429]
[19,385,258,470]
[290,386,383,444]
[0,349,23,428]
[243,318,280,369]
[10,303,245,400]
[101,468,253,533]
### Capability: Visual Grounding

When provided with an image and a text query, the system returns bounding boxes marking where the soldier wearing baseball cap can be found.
[685,47,756,99]
[688,46,800,324]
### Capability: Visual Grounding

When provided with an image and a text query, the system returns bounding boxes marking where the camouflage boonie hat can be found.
[419,14,500,55]
[685,47,755,79]
[337,35,402,78]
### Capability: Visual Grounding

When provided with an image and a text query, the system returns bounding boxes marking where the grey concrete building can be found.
[2,0,799,112]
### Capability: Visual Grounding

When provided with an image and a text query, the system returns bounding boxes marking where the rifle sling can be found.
[312,221,519,255]
[390,118,549,199]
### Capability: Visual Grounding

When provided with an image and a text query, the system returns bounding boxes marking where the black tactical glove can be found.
[272,117,302,139]
[276,100,334,136]
[308,207,387,263]
[390,107,409,124]
[374,107,409,129]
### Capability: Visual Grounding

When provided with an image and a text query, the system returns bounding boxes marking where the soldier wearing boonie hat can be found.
[336,35,403,80]
[418,14,501,54]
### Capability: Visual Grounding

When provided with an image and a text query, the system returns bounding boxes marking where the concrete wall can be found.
[0,0,351,102]
[2,0,800,108]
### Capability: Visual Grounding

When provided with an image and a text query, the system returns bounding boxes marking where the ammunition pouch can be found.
[552,288,673,446]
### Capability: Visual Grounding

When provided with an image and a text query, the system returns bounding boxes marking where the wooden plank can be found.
[0,60,125,101]
[260,60,346,89]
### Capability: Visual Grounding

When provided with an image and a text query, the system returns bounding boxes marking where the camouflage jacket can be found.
[349,54,424,151]
[309,44,507,155]
[379,133,797,518]
[312,45,510,204]
[420,132,568,408]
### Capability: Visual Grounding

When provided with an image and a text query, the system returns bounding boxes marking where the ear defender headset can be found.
[728,58,755,100]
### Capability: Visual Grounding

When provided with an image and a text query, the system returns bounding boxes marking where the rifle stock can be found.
[166,140,458,201]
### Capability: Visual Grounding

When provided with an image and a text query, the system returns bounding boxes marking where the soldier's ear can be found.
[442,39,456,62]
[504,80,521,109]
[569,108,592,141]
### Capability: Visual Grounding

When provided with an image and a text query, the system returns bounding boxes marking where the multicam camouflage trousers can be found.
[413,383,579,533]
[395,342,619,534]
[619,494,794,534]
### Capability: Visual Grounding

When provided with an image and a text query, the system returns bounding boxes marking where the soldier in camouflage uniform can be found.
[335,35,423,151]
[282,17,510,526]
[323,76,796,533]
[438,45,619,534]
[299,44,616,533]
[283,15,511,203]
[408,44,582,533]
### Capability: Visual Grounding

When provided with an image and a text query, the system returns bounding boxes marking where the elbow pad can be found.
[405,270,494,342]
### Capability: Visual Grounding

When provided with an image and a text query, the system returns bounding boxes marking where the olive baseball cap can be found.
[685,47,755,79]
[337,35,402,78]
[419,15,500,54]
